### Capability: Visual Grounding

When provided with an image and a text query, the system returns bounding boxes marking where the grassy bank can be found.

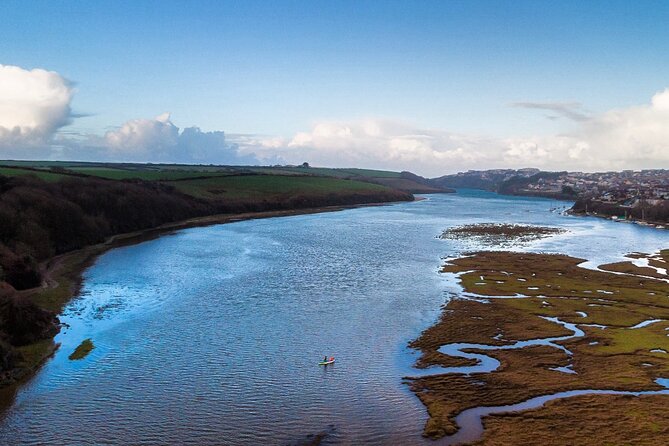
[408,250,669,443]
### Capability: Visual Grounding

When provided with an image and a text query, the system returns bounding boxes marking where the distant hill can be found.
[430,168,576,200]
[431,168,541,192]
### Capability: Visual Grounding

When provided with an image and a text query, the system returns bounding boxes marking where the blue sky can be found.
[1,1,669,174]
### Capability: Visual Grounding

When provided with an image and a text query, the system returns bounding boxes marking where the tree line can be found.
[572,197,669,223]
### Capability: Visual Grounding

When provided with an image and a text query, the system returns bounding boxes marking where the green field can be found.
[1,161,405,180]
[0,167,70,182]
[171,174,390,200]
[66,167,234,181]
[268,166,402,178]
[0,161,426,196]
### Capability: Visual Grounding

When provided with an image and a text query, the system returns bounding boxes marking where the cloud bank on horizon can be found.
[0,65,254,165]
[1,64,669,177]
[235,89,669,176]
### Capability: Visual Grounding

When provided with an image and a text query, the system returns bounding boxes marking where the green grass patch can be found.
[16,340,55,368]
[592,324,669,355]
[69,339,94,360]
[0,162,405,184]
[0,166,69,182]
[171,174,391,199]
[0,160,75,168]
[660,249,669,262]
[337,168,402,178]
[66,167,233,181]
[29,249,101,312]
[273,166,401,178]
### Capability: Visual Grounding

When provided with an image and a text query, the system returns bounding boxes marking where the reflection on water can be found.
[1,190,668,445]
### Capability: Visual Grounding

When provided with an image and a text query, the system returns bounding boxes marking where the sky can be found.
[1,0,669,176]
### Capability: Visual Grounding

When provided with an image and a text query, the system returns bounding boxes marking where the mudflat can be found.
[408,249,669,444]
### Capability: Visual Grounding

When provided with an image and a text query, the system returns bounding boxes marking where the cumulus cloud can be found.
[235,88,669,176]
[0,64,256,164]
[2,63,668,175]
[501,88,669,172]
[233,119,494,175]
[64,88,669,173]
[93,89,669,173]
[73,112,258,164]
[567,88,669,168]
[0,64,74,150]
[103,112,178,154]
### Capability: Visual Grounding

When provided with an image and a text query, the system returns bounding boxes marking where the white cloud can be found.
[235,119,493,175]
[575,88,669,166]
[501,88,669,172]
[0,64,256,164]
[103,112,178,154]
[2,63,668,176]
[0,64,74,149]
[80,113,257,164]
[235,88,669,176]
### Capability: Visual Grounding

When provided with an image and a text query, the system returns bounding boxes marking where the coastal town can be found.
[521,169,669,203]
[512,170,669,224]
[433,169,669,223]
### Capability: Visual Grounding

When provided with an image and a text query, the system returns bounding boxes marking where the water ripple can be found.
[2,191,669,445]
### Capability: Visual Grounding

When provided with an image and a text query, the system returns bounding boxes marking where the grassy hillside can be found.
[0,161,447,194]
[0,166,71,182]
[171,174,392,200]
[271,166,402,178]
[63,167,233,181]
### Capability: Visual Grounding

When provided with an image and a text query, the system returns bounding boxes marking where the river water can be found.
[2,190,669,445]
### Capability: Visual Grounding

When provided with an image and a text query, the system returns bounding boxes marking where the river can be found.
[1,190,668,445]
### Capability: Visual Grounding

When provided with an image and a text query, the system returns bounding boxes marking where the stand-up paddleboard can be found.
[318,359,335,365]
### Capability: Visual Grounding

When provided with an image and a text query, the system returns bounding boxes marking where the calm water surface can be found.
[2,190,669,445]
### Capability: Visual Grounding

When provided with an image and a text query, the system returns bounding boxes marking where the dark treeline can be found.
[0,175,212,290]
[0,175,213,383]
[572,198,669,223]
[0,174,411,383]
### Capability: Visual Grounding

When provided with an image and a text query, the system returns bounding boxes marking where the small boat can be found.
[318,358,335,365]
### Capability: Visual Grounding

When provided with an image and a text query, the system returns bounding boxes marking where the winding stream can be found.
[416,314,669,446]
[409,285,669,444]
[444,381,669,446]
[409,317,584,377]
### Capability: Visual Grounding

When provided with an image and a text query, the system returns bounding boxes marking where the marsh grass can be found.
[410,250,669,440]
[440,224,565,248]
[69,339,94,361]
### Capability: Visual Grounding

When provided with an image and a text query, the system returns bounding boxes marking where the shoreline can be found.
[1,199,414,404]
[407,250,669,444]
[567,209,668,229]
